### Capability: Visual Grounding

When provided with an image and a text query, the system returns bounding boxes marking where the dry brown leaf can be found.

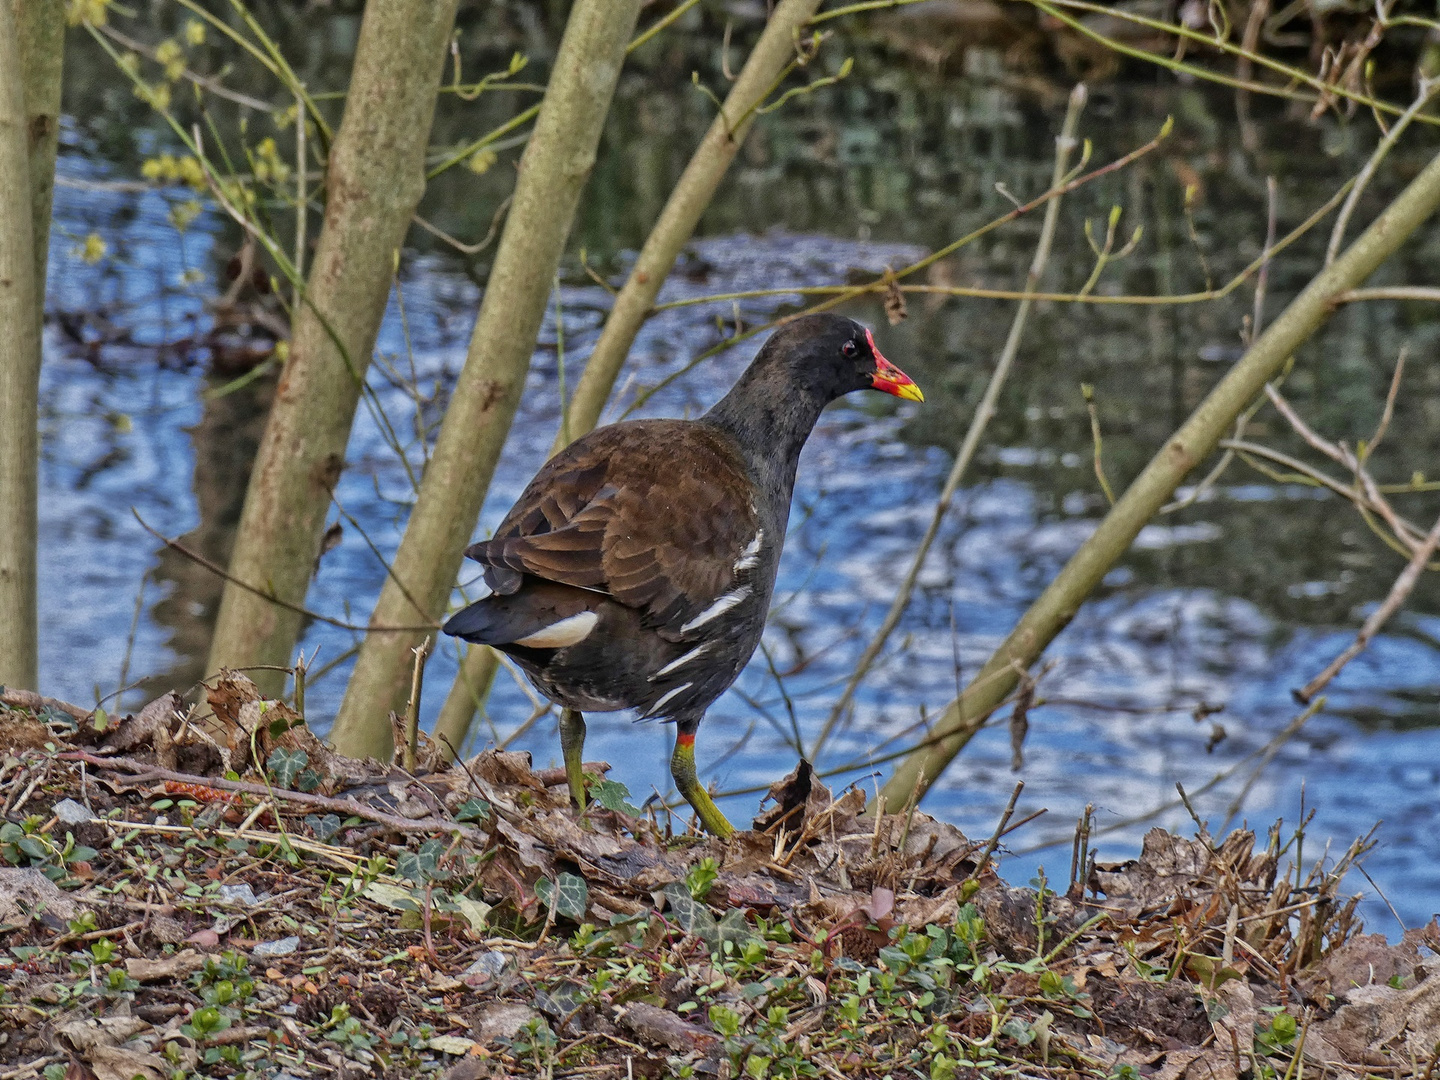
[1182,1047,1240,1080]
[104,692,183,753]
[1210,980,1257,1054]
[1312,976,1440,1064]
[87,1046,170,1080]
[1302,931,1426,1001]
[883,266,907,324]
[619,1002,720,1054]
[0,866,92,929]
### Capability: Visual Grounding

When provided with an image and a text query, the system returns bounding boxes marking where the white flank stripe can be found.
[513,611,598,649]
[733,530,764,572]
[651,642,712,681]
[679,585,752,634]
[642,682,693,718]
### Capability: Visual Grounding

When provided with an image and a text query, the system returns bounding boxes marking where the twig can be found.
[811,85,1088,757]
[1220,698,1325,832]
[1082,383,1117,505]
[1018,698,1322,853]
[132,510,438,633]
[1164,175,1276,515]
[627,0,704,52]
[624,110,1173,421]
[1069,804,1093,892]
[1295,509,1440,703]
[405,636,433,772]
[967,781,1024,882]
[1262,386,1429,551]
[1332,286,1440,304]
[411,194,512,256]
[293,80,306,314]
[1352,863,1406,935]
[1031,0,1439,128]
[0,689,91,721]
[58,751,483,840]
[1175,783,1209,839]
[649,170,1354,321]
[1363,346,1407,461]
[1252,176,1279,341]
[1326,78,1440,266]
[1042,912,1109,964]
[95,23,275,111]
[102,819,364,872]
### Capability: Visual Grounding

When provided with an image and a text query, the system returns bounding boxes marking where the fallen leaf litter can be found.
[0,677,1435,1079]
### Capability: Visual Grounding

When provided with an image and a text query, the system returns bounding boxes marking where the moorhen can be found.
[443,313,922,837]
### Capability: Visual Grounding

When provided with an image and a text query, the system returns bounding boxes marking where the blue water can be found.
[36,150,1440,934]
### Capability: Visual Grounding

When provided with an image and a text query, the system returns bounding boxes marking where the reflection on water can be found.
[38,32,1440,929]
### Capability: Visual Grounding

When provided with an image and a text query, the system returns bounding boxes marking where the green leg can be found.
[670,726,735,838]
[559,708,588,810]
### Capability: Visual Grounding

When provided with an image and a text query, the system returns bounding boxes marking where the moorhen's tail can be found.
[442,598,515,645]
[442,582,601,651]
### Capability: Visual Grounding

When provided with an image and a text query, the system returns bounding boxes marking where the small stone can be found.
[463,951,509,980]
[52,799,91,826]
[253,935,300,958]
[475,1002,541,1044]
[216,883,258,907]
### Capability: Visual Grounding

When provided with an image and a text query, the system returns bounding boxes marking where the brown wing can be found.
[466,421,761,634]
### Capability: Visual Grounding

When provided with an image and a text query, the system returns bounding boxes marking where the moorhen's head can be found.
[743,313,924,407]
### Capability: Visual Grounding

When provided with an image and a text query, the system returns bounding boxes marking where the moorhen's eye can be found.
[841,339,859,358]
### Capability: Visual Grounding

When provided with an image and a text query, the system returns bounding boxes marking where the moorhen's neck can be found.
[702,372,830,504]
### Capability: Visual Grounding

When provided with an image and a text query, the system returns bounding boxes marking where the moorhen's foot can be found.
[558,707,588,809]
[671,730,735,839]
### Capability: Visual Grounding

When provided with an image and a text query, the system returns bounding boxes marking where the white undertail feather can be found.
[733,530,764,572]
[642,682,693,718]
[651,642,712,681]
[679,585,753,633]
[513,611,599,648]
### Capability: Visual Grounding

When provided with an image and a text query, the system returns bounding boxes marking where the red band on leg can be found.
[676,733,695,748]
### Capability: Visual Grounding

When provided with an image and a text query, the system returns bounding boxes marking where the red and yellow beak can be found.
[865,328,924,403]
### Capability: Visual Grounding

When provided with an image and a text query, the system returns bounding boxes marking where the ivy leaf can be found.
[716,907,760,952]
[397,838,446,883]
[454,798,491,823]
[266,712,303,739]
[304,814,342,842]
[663,882,718,950]
[589,778,642,817]
[534,983,585,1018]
[535,872,588,921]
[266,748,308,789]
[295,768,322,794]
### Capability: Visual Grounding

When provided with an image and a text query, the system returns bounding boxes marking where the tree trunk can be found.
[329,0,644,758]
[0,0,44,690]
[17,0,62,294]
[879,144,1440,812]
[431,0,824,754]
[205,0,460,697]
